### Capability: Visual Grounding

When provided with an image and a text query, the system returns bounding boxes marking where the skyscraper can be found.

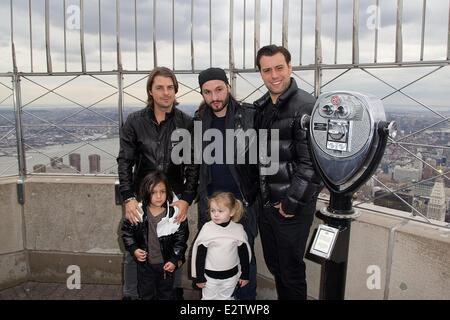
[69,153,81,173]
[33,164,46,173]
[427,179,446,222]
[393,165,421,183]
[50,157,63,168]
[88,154,101,174]
[422,158,435,180]
[414,152,423,180]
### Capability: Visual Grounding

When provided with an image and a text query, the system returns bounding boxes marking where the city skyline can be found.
[0,104,448,224]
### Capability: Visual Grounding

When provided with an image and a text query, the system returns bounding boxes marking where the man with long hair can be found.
[117,67,198,300]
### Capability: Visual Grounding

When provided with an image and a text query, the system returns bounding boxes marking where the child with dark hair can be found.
[122,171,189,300]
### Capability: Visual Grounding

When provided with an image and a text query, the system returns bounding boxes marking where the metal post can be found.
[11,0,26,177]
[135,0,139,71]
[153,0,157,67]
[269,0,273,44]
[80,0,86,73]
[191,0,195,72]
[352,0,359,65]
[299,0,303,65]
[314,0,322,98]
[45,0,52,73]
[374,0,379,63]
[243,0,246,68]
[99,0,102,71]
[116,0,124,131]
[420,0,427,61]
[28,0,33,72]
[254,0,261,67]
[229,0,236,96]
[209,0,212,67]
[316,211,351,300]
[116,0,122,71]
[282,0,289,49]
[334,0,339,65]
[118,72,124,130]
[12,74,27,177]
[447,0,450,60]
[396,0,403,63]
[64,0,67,72]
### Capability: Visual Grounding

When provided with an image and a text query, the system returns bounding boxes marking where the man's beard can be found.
[208,95,230,113]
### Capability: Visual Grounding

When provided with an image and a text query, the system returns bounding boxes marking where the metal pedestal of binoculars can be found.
[320,193,359,300]
[307,193,359,300]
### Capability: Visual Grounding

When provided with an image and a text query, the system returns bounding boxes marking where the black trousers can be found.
[137,262,174,300]
[258,206,314,300]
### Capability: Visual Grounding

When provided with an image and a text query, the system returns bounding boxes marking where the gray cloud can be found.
[0,0,448,107]
[2,0,448,72]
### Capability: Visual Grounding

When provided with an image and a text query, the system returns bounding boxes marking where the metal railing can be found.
[0,0,449,227]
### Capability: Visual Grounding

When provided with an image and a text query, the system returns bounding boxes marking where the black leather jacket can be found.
[254,78,323,216]
[117,106,199,203]
[121,205,189,266]
[194,97,260,232]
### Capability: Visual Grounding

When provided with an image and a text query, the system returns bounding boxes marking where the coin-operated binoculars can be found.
[301,91,397,300]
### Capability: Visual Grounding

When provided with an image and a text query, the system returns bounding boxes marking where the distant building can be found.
[69,153,81,173]
[444,146,450,163]
[33,164,46,173]
[393,165,421,183]
[427,179,446,222]
[422,158,436,179]
[414,180,434,198]
[414,152,423,180]
[88,154,101,173]
[445,170,450,189]
[50,157,63,168]
[373,190,413,213]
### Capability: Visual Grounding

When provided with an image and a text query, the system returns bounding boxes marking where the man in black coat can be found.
[117,67,198,300]
[195,67,260,300]
[254,45,323,300]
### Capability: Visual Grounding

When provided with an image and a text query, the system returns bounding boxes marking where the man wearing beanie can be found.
[193,67,261,300]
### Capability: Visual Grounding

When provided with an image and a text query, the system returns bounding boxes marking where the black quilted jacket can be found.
[254,78,323,215]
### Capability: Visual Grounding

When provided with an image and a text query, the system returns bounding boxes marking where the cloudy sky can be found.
[0,0,449,110]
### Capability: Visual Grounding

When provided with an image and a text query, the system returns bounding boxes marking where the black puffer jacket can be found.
[117,106,198,203]
[121,205,189,266]
[254,78,323,216]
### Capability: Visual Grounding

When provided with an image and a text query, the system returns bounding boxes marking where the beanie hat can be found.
[198,67,229,89]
